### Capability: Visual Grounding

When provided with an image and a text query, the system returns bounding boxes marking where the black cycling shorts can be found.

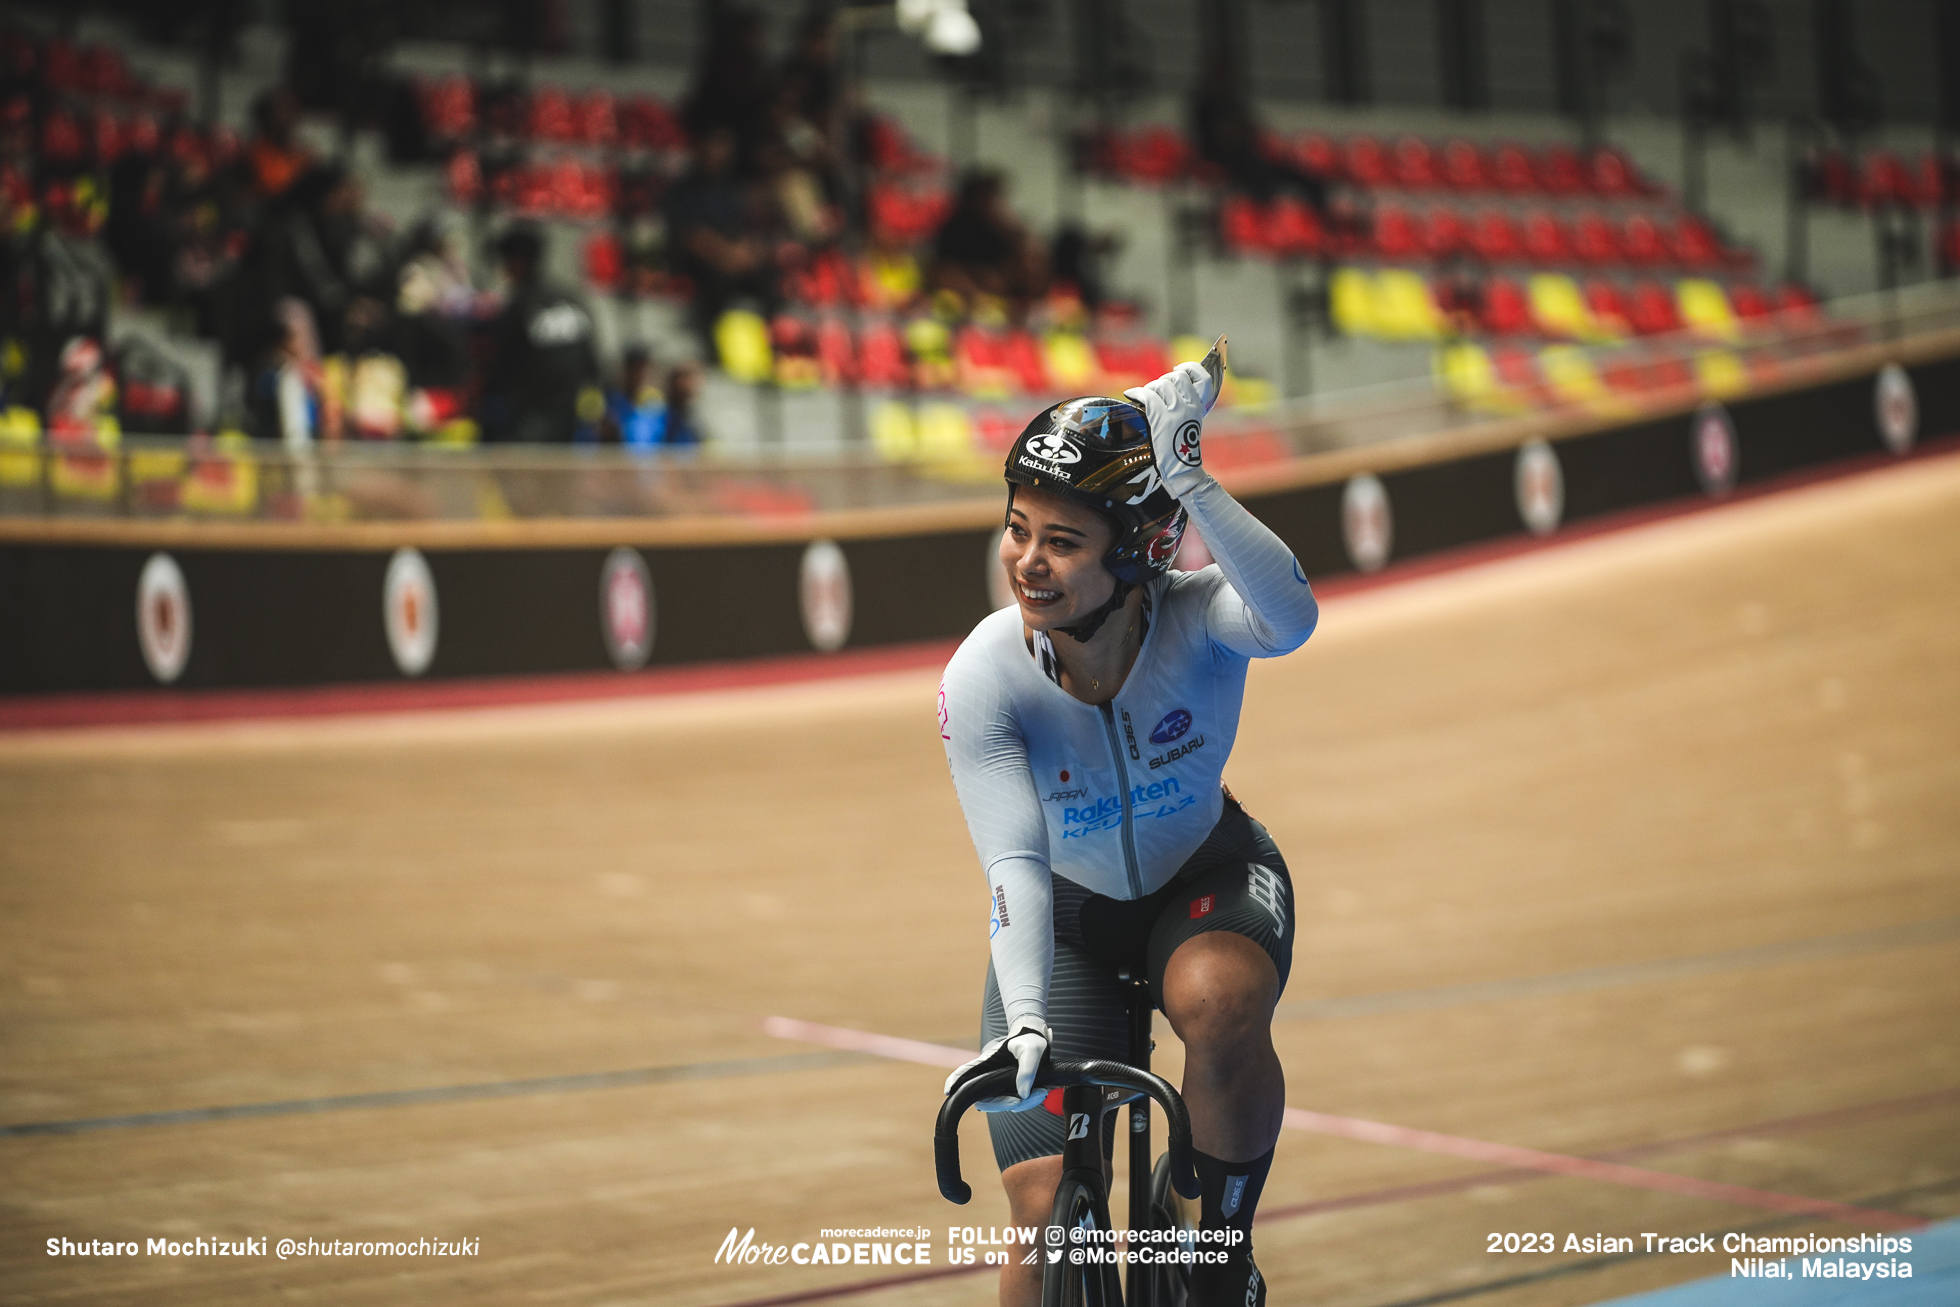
[978,794,1296,1171]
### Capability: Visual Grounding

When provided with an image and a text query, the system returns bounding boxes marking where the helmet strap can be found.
[1058,579,1133,642]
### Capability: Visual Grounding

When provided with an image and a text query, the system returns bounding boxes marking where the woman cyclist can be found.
[939,357,1319,1306]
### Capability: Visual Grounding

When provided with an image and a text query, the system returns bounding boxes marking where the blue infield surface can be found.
[1593,1217,1960,1307]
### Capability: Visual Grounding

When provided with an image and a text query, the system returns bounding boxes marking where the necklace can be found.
[1089,623,1138,692]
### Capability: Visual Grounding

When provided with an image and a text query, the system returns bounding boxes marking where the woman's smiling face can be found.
[999,486,1119,631]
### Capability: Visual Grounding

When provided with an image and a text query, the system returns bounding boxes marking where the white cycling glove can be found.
[1125,360,1216,500]
[943,1017,1052,1113]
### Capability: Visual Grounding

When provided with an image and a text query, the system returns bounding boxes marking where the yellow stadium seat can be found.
[1434,342,1527,414]
[1529,274,1611,342]
[1676,279,1741,342]
[1329,268,1377,337]
[870,400,917,461]
[1694,349,1751,399]
[1371,269,1444,341]
[714,309,774,384]
[0,405,41,487]
[1043,333,1097,390]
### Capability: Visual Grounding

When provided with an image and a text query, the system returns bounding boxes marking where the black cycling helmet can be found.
[1003,395,1187,640]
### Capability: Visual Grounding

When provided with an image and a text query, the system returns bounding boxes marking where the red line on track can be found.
[0,639,960,733]
[5,435,1956,733]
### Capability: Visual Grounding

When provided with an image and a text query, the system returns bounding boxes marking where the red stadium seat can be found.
[1441,139,1488,190]
[816,317,858,386]
[1295,133,1341,180]
[1125,125,1193,183]
[1522,210,1573,264]
[1491,144,1536,193]
[1809,149,1859,205]
[1776,284,1821,319]
[1727,284,1772,321]
[1588,147,1639,198]
[527,85,576,142]
[1372,204,1424,259]
[1861,152,1917,206]
[1668,216,1723,269]
[1572,212,1621,265]
[856,319,911,389]
[1394,136,1438,189]
[1584,280,1634,335]
[1628,281,1682,335]
[1471,210,1524,262]
[1346,135,1395,188]
[1220,196,1269,255]
[1481,277,1533,334]
[1535,144,1588,195]
[1423,207,1471,258]
[1268,197,1326,257]
[1620,214,1669,265]
[575,91,617,147]
[1004,330,1049,393]
[1916,153,1954,207]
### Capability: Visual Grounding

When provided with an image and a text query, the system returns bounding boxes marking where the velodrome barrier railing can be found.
[2,284,1956,530]
[1,282,1956,697]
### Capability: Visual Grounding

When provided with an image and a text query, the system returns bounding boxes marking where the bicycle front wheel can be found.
[1041,1177,1124,1307]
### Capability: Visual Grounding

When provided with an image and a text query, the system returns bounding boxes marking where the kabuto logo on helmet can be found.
[1023,431,1081,465]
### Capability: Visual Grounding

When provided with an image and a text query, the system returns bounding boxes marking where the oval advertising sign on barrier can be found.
[1514,439,1565,536]
[1691,404,1738,498]
[384,548,439,677]
[599,547,656,671]
[136,552,192,684]
[1875,364,1917,455]
[800,539,853,653]
[1341,474,1393,573]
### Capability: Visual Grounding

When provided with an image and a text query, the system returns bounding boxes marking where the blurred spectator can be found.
[247,297,322,448]
[44,336,115,442]
[478,223,602,444]
[930,169,1047,312]
[248,87,313,202]
[779,8,842,137]
[1050,222,1120,312]
[1189,56,1327,208]
[681,8,771,155]
[603,345,700,449]
[666,128,779,356]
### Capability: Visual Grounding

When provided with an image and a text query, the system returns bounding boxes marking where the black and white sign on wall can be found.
[599,547,656,671]
[383,548,439,678]
[1875,364,1917,455]
[135,552,191,684]
[1514,439,1565,536]
[1341,473,1393,573]
[1691,403,1739,498]
[799,539,853,652]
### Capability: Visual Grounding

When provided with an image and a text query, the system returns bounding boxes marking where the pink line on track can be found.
[763,1017,1925,1231]
[0,639,960,733]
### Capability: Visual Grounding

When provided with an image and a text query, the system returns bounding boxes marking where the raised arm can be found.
[1126,361,1319,657]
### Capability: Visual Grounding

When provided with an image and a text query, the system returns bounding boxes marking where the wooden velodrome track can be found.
[3,451,1957,1307]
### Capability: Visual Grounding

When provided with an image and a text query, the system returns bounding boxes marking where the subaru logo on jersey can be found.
[1149,709,1193,744]
[1024,431,1081,464]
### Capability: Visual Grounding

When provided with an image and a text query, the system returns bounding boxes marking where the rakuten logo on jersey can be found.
[1060,777,1197,836]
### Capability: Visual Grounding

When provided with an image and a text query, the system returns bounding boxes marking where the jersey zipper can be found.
[1098,702,1145,899]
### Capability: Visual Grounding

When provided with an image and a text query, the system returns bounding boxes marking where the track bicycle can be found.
[936,975,1205,1307]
